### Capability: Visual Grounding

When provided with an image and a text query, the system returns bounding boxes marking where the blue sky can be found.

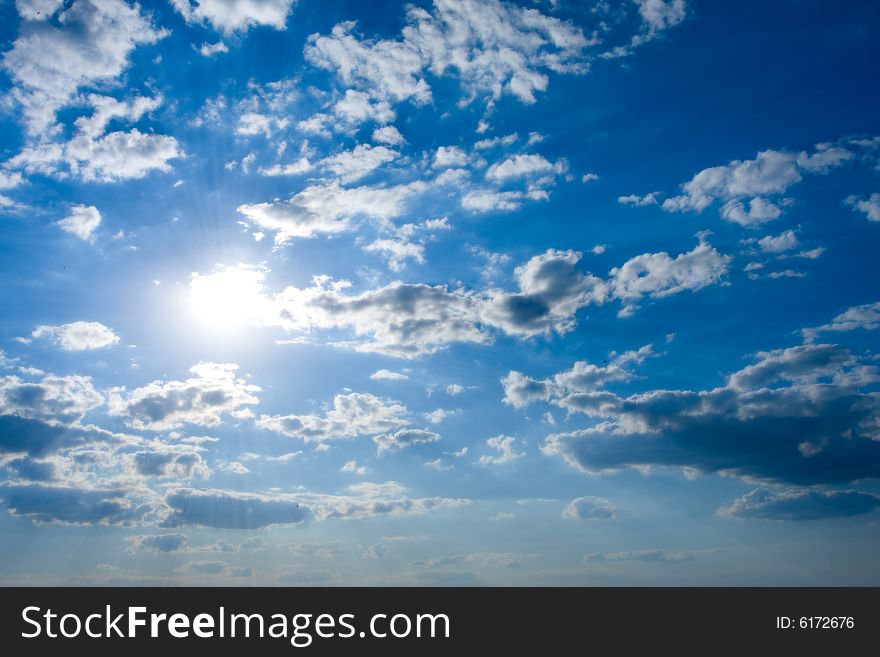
[0,0,879,585]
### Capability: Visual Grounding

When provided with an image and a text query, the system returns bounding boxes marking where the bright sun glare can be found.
[189,265,269,330]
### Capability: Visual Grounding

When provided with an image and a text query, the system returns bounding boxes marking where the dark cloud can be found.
[0,415,115,456]
[541,343,880,486]
[0,484,146,525]
[5,457,55,481]
[162,487,311,529]
[720,488,880,520]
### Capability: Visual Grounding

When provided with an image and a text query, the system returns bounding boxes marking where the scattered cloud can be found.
[562,496,617,520]
[107,363,260,431]
[32,322,119,351]
[479,435,524,465]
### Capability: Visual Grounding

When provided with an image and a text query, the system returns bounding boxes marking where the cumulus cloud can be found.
[257,392,408,443]
[202,242,725,357]
[845,193,880,222]
[562,496,617,520]
[502,344,654,409]
[0,372,103,424]
[719,488,880,520]
[8,94,181,183]
[171,0,296,34]
[479,435,524,465]
[434,146,470,169]
[372,125,405,146]
[661,144,853,226]
[756,229,799,254]
[486,153,558,181]
[107,363,260,431]
[332,89,395,127]
[481,248,609,336]
[31,321,119,351]
[608,240,730,312]
[374,428,441,454]
[237,181,424,245]
[542,342,880,487]
[3,0,165,135]
[304,0,590,110]
[320,144,398,183]
[198,41,229,57]
[56,206,101,242]
[461,189,531,212]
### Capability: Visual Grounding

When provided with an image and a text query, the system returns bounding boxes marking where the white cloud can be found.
[198,41,229,57]
[32,321,119,351]
[0,171,24,190]
[475,133,518,150]
[257,392,407,443]
[3,0,166,135]
[341,460,366,475]
[320,144,398,183]
[802,301,880,341]
[662,144,853,225]
[461,189,528,212]
[364,238,425,272]
[237,181,424,245]
[608,240,730,307]
[618,192,659,206]
[258,157,313,177]
[486,154,556,181]
[374,428,441,453]
[582,173,599,183]
[304,0,590,108]
[446,384,465,396]
[372,125,405,146]
[15,1,65,21]
[237,112,285,138]
[479,435,524,465]
[107,363,260,431]
[757,229,799,253]
[433,146,470,169]
[719,197,782,227]
[502,344,654,410]
[9,115,182,183]
[333,89,395,127]
[171,0,296,34]
[57,205,101,241]
[563,496,617,520]
[370,369,409,381]
[845,193,880,222]
[634,0,687,39]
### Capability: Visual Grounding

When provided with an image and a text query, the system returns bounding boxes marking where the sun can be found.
[189,264,271,331]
